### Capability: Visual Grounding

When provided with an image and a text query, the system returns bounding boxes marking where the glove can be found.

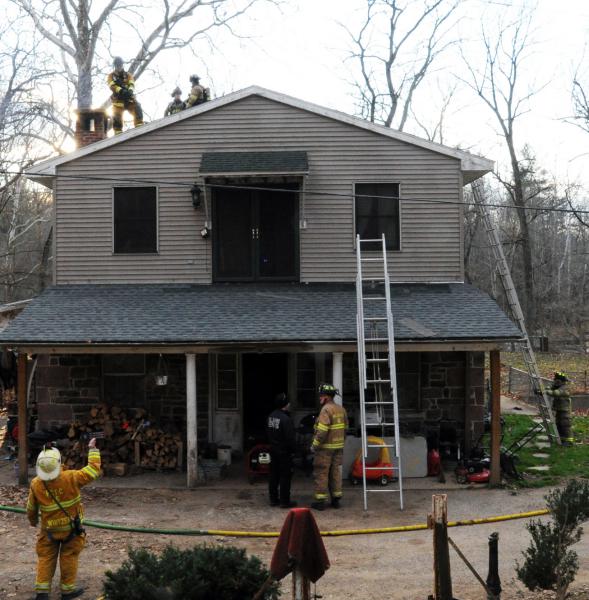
[121,88,133,101]
[88,437,97,449]
[309,445,316,454]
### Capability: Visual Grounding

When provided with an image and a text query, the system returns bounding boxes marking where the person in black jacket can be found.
[267,393,297,508]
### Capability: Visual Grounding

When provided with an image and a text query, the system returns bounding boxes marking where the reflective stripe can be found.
[316,423,329,432]
[329,423,346,429]
[83,465,100,479]
[315,493,328,500]
[61,583,76,591]
[321,443,344,449]
[312,440,320,448]
[35,582,51,591]
[39,495,81,512]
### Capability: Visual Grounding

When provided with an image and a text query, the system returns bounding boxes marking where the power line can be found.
[2,169,589,216]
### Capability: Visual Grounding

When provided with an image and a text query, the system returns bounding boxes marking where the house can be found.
[1,86,521,486]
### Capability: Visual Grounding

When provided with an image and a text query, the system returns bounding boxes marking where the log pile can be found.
[62,403,182,473]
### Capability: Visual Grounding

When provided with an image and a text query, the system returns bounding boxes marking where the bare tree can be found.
[461,10,544,330]
[12,0,275,128]
[344,0,460,129]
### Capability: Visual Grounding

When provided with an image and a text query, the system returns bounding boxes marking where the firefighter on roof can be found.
[185,74,210,108]
[164,86,186,116]
[311,383,348,511]
[27,438,101,600]
[107,56,144,134]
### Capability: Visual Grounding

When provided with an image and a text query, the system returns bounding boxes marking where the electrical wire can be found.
[1,169,588,215]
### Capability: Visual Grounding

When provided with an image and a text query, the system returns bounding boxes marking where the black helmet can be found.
[554,371,569,382]
[318,383,338,397]
[171,86,182,97]
[190,74,200,83]
[113,56,124,69]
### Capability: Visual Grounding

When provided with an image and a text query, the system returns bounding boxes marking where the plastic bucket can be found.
[217,446,232,466]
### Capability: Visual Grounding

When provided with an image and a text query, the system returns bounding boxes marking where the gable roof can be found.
[26,86,493,187]
[0,282,521,347]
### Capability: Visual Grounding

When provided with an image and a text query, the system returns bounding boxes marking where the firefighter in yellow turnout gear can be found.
[27,438,101,600]
[311,383,348,511]
[107,56,143,134]
[544,371,574,446]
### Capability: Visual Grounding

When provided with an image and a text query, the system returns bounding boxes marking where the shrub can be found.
[516,479,589,599]
[103,544,281,600]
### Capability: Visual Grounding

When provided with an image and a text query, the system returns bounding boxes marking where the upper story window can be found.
[355,182,400,251]
[113,186,158,254]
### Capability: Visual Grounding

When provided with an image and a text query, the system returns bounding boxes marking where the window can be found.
[355,182,400,251]
[113,187,157,253]
[296,354,317,409]
[103,355,146,406]
[216,354,239,409]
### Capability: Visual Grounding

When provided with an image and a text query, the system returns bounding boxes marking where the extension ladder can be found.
[355,234,404,510]
[470,182,561,445]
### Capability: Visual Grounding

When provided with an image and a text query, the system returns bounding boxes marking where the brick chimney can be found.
[75,108,108,148]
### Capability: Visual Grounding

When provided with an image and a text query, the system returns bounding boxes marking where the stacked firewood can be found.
[62,403,182,473]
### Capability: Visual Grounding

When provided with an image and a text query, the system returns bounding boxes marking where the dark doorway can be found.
[212,184,299,281]
[242,353,289,449]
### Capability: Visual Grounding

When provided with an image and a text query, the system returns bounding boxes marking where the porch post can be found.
[332,352,343,406]
[489,350,501,486]
[186,353,198,488]
[17,352,28,485]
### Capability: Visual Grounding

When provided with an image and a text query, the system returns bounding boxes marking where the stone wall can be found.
[34,353,209,445]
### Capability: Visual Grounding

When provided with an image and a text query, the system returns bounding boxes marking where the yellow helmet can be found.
[36,447,62,481]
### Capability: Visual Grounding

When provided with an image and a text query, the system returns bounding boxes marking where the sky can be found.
[24,0,589,198]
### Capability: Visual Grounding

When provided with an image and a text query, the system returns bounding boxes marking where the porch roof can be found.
[0,283,521,348]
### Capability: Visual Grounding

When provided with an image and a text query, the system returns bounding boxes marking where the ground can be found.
[1,474,589,600]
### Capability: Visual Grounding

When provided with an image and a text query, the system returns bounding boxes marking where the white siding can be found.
[55,95,463,284]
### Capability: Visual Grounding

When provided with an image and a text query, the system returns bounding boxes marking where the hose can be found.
[0,504,550,538]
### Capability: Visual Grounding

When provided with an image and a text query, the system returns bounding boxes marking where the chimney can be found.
[75,108,108,148]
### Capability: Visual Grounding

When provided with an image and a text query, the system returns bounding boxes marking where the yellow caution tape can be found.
[0,504,550,538]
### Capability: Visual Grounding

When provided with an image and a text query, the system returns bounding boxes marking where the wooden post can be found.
[292,567,311,600]
[486,532,501,599]
[17,353,28,485]
[464,351,473,455]
[490,350,501,486]
[332,351,343,406]
[429,494,453,600]
[186,353,198,488]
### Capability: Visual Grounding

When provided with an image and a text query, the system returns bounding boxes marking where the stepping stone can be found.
[535,442,550,449]
[528,465,550,472]
[532,417,543,423]
[533,453,550,459]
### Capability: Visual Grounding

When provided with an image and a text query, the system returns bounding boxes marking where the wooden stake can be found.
[17,353,28,485]
[429,494,453,600]
[490,350,501,486]
[292,567,311,600]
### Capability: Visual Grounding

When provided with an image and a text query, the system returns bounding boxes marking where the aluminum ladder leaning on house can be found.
[470,182,561,447]
[355,234,404,510]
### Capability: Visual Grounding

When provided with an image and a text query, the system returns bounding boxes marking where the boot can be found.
[311,501,326,511]
[331,497,341,509]
[33,594,49,600]
[280,500,297,509]
[61,589,85,600]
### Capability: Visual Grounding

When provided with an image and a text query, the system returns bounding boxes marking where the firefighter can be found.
[164,87,186,116]
[266,392,297,508]
[107,56,144,134]
[27,438,101,600]
[310,383,348,511]
[185,74,210,108]
[543,371,574,446]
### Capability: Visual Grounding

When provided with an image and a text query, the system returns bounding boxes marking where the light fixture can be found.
[200,226,210,239]
[190,184,202,209]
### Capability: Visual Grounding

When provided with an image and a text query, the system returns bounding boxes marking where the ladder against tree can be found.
[470,182,561,446]
[355,234,404,510]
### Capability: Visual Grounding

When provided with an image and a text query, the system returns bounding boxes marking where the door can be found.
[242,353,289,449]
[213,184,299,281]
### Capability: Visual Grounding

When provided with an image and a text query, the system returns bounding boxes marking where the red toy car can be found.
[349,436,396,486]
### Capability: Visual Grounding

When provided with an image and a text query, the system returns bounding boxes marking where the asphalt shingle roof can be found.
[199,151,309,174]
[0,283,521,346]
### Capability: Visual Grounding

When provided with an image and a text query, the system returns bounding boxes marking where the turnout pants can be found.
[35,531,86,595]
[269,449,293,504]
[313,449,343,502]
[112,99,144,133]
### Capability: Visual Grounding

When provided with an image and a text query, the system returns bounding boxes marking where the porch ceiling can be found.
[0,283,522,348]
